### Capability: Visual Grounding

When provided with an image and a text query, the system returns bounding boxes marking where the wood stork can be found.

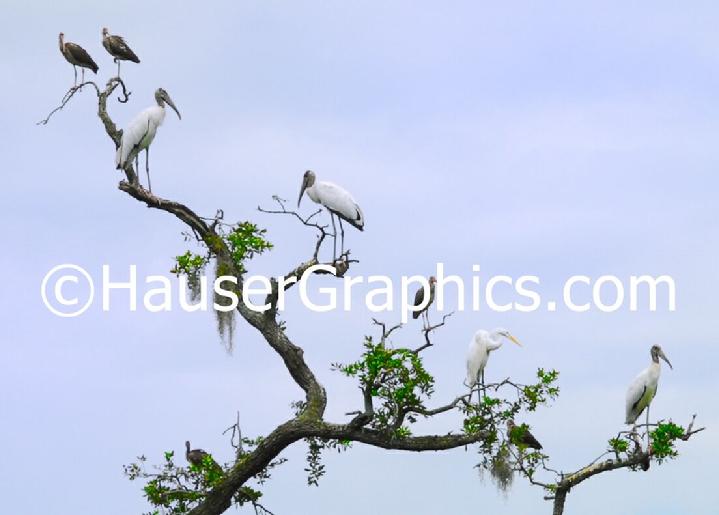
[466,328,522,400]
[115,88,181,192]
[185,440,209,466]
[507,420,543,450]
[297,170,364,260]
[58,33,98,85]
[412,276,437,327]
[102,27,140,78]
[625,345,673,437]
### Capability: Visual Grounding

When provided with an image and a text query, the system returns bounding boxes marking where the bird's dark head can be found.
[58,32,65,48]
[651,345,672,369]
[298,170,316,207]
[185,440,191,451]
[429,276,437,286]
[155,88,181,120]
[102,27,109,37]
[506,419,516,430]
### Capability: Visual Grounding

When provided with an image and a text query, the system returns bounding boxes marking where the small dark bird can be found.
[507,420,543,450]
[58,32,98,85]
[412,276,437,324]
[185,440,209,466]
[102,27,140,77]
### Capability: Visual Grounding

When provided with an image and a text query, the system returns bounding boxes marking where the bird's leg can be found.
[116,58,120,78]
[645,405,650,450]
[134,155,140,186]
[338,218,346,255]
[329,213,338,262]
[73,66,77,87]
[81,68,85,83]
[479,370,485,403]
[145,149,152,193]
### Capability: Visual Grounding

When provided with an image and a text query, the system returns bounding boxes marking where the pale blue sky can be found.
[1,1,718,514]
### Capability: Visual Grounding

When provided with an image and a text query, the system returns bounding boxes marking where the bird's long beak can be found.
[298,177,308,207]
[507,334,522,347]
[659,349,673,369]
[164,94,182,120]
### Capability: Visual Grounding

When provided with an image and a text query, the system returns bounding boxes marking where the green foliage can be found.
[462,369,559,493]
[650,422,685,462]
[608,437,629,454]
[224,222,273,273]
[172,251,209,302]
[124,436,285,514]
[303,436,352,486]
[172,251,208,276]
[334,337,435,432]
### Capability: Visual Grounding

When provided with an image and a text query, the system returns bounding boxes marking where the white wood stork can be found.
[297,170,364,260]
[625,345,673,437]
[115,88,181,192]
[58,33,98,86]
[466,328,522,401]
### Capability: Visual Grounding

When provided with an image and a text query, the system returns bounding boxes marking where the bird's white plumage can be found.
[306,180,364,229]
[115,105,166,168]
[625,362,661,424]
[466,329,505,386]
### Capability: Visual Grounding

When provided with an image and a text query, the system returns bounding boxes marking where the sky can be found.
[1,1,718,513]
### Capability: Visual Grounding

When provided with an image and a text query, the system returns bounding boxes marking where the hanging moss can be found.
[214,256,237,352]
[489,444,514,493]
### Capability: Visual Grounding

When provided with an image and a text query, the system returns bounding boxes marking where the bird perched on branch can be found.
[507,420,543,450]
[116,88,181,192]
[412,276,436,326]
[185,440,209,466]
[58,32,98,85]
[298,170,364,260]
[102,27,140,78]
[625,345,673,428]
[466,328,522,401]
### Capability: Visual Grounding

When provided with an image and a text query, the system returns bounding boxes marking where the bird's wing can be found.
[117,110,156,167]
[523,429,543,450]
[66,43,98,72]
[108,35,140,62]
[412,286,425,318]
[625,371,649,424]
[466,340,486,385]
[316,182,364,230]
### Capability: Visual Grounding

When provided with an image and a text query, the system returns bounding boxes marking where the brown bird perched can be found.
[185,440,209,466]
[102,27,140,78]
[507,420,543,450]
[58,32,98,85]
[412,276,436,325]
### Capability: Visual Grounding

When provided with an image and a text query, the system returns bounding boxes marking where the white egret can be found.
[115,88,181,192]
[466,328,522,400]
[507,420,543,450]
[297,170,364,259]
[102,27,140,78]
[412,276,437,327]
[58,33,98,86]
[625,345,673,438]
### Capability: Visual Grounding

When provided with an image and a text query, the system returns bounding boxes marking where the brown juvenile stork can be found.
[58,32,98,86]
[507,420,543,450]
[412,276,437,327]
[102,27,140,77]
[185,440,209,467]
